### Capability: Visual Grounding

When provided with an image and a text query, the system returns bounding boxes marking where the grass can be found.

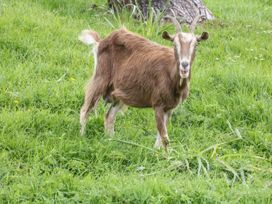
[0,0,272,203]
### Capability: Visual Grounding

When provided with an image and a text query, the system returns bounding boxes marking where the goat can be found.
[79,16,208,151]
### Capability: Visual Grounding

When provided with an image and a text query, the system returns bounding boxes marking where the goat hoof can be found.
[104,129,114,137]
[154,135,162,149]
[154,142,162,149]
[161,138,169,153]
[162,138,170,146]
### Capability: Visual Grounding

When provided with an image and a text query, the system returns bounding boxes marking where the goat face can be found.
[162,31,208,79]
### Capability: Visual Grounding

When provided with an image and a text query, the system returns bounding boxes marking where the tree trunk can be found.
[168,0,214,23]
[108,0,214,24]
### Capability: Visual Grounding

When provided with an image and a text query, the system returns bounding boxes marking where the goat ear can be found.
[162,31,174,41]
[197,32,209,42]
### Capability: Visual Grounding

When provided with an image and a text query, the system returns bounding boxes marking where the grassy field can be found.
[0,0,272,203]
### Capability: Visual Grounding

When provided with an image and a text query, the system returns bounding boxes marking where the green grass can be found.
[0,0,272,203]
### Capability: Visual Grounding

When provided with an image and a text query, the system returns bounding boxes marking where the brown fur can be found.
[95,29,187,109]
[80,27,208,151]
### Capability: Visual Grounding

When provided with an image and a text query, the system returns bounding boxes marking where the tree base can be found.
[108,0,215,24]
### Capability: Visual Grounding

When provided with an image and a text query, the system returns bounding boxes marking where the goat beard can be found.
[179,71,189,79]
[179,70,189,86]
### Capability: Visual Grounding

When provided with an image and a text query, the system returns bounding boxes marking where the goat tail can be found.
[79,29,101,72]
[78,29,100,46]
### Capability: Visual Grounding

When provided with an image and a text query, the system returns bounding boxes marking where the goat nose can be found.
[181,62,189,69]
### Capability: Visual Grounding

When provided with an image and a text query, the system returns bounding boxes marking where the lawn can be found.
[0,0,272,203]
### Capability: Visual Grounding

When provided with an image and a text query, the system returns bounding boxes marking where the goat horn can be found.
[164,9,182,33]
[164,16,182,33]
[190,14,204,33]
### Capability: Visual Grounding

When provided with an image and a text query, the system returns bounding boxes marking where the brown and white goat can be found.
[79,16,208,151]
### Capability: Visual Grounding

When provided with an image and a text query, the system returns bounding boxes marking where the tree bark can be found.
[108,0,214,24]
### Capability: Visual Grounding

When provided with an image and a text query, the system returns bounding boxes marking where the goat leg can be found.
[80,77,107,135]
[104,102,124,136]
[154,107,170,152]
[154,109,172,149]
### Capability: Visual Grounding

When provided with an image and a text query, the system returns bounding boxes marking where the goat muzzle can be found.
[179,69,189,79]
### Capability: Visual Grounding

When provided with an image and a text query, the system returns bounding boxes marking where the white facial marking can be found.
[181,33,194,42]
[174,36,182,62]
[174,32,197,79]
